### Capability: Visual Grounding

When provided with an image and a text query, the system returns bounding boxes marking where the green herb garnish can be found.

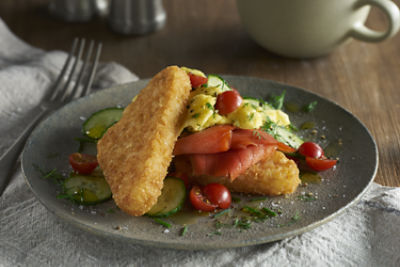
[234,218,252,229]
[291,212,301,222]
[34,164,65,185]
[277,211,301,228]
[213,208,232,218]
[180,225,188,236]
[289,124,299,132]
[154,218,171,228]
[304,101,317,112]
[261,207,277,217]
[192,113,200,118]
[241,206,277,222]
[269,90,286,109]
[248,113,255,121]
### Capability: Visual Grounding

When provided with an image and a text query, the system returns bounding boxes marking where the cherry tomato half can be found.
[202,183,231,209]
[305,157,337,171]
[188,73,208,88]
[190,184,231,212]
[69,153,98,174]
[190,185,218,212]
[298,142,324,158]
[215,90,243,115]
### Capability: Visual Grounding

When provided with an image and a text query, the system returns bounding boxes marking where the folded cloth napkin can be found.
[0,17,400,267]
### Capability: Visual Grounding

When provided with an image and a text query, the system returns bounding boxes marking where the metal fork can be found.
[0,38,102,196]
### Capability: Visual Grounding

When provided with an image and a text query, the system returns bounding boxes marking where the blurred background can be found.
[0,0,392,78]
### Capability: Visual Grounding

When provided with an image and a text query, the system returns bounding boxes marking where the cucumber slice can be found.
[63,175,112,205]
[274,126,304,149]
[207,74,231,92]
[83,107,124,139]
[147,177,186,217]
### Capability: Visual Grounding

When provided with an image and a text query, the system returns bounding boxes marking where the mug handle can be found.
[351,0,400,42]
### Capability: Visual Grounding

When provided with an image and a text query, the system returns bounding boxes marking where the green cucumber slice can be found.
[147,177,186,217]
[63,175,112,205]
[83,107,124,139]
[274,126,304,149]
[207,74,231,92]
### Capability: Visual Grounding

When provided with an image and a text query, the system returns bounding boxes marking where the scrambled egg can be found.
[184,84,290,132]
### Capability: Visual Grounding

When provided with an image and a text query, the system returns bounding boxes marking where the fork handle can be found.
[0,109,48,196]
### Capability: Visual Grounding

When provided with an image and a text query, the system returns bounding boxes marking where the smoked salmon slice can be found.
[174,126,277,155]
[173,125,234,155]
[190,145,276,180]
[174,125,279,179]
[230,129,277,149]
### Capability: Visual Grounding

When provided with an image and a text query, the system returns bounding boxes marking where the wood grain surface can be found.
[0,0,399,186]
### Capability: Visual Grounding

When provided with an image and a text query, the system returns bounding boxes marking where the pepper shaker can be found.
[108,0,167,35]
[48,0,97,22]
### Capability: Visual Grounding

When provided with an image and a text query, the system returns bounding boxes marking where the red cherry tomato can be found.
[190,184,232,211]
[188,73,208,88]
[298,142,324,158]
[215,90,243,115]
[190,185,218,212]
[305,157,337,171]
[168,172,191,189]
[202,183,231,209]
[69,153,98,174]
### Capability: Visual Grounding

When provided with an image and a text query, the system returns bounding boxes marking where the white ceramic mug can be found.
[236,0,400,58]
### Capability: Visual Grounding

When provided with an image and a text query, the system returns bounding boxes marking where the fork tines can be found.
[51,38,102,103]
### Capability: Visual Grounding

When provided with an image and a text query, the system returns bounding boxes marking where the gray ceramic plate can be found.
[21,76,378,250]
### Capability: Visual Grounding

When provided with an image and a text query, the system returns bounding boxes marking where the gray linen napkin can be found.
[1,18,400,267]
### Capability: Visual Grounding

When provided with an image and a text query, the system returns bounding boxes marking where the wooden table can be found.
[1,0,399,186]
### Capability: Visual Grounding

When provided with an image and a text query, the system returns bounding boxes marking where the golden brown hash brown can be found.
[186,151,301,195]
[97,66,191,216]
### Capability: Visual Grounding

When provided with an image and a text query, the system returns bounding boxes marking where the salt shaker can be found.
[108,0,167,35]
[48,0,97,22]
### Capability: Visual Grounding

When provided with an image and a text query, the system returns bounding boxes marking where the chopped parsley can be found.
[192,113,200,118]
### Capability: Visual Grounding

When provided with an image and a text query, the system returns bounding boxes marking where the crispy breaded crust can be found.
[189,151,301,195]
[97,66,191,216]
